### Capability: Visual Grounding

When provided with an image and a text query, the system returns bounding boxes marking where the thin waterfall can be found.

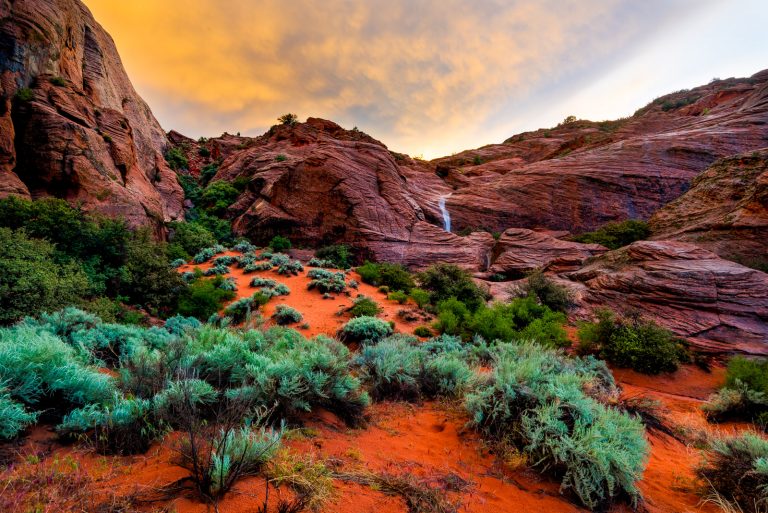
[438,194,452,232]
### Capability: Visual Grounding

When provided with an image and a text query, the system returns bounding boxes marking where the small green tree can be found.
[278,113,298,125]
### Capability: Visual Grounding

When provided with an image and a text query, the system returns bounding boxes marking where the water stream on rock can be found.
[439,194,452,232]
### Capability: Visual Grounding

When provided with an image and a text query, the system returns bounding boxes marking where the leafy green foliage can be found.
[697,432,768,513]
[408,288,430,309]
[348,296,380,317]
[0,390,37,440]
[314,244,354,268]
[414,326,432,337]
[357,261,415,292]
[202,181,240,215]
[0,228,89,324]
[224,295,261,323]
[177,276,236,320]
[275,259,303,276]
[340,316,393,344]
[572,220,650,250]
[307,268,347,293]
[577,310,688,374]
[165,147,189,170]
[269,236,292,253]
[273,305,303,325]
[703,357,768,423]
[168,222,217,260]
[278,113,298,125]
[388,291,408,304]
[465,343,647,509]
[518,271,573,312]
[308,257,335,268]
[418,263,489,311]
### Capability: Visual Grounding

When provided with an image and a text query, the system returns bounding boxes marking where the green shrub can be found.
[213,255,237,266]
[315,245,354,268]
[572,220,650,250]
[275,154,287,162]
[388,291,408,304]
[203,264,229,276]
[14,87,33,102]
[409,288,430,309]
[340,316,393,344]
[0,326,115,414]
[466,297,568,348]
[170,258,187,268]
[164,315,202,336]
[224,296,260,323]
[307,269,347,293]
[703,357,768,423]
[357,261,414,292]
[348,296,380,318]
[308,257,335,268]
[435,298,471,336]
[418,263,489,311]
[0,390,38,440]
[276,259,303,276]
[697,432,768,513]
[0,227,89,324]
[273,305,303,325]
[465,343,647,509]
[518,271,573,312]
[244,261,272,273]
[278,113,298,125]
[49,76,67,86]
[168,222,217,259]
[57,393,159,454]
[165,147,188,170]
[577,310,688,374]
[202,181,240,215]
[269,236,292,253]
[177,277,236,320]
[414,326,432,337]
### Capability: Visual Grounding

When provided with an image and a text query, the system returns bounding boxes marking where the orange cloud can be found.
[83,0,713,157]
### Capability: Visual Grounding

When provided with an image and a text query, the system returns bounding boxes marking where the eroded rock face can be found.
[649,149,768,266]
[489,228,607,276]
[433,73,768,235]
[0,0,183,230]
[206,118,493,270]
[568,241,768,354]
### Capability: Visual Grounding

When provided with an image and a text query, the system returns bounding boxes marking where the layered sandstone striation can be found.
[0,0,183,229]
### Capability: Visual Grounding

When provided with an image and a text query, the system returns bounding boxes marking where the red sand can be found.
[0,251,757,512]
[178,251,428,338]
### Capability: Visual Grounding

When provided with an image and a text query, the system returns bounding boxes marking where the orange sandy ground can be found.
[0,250,754,513]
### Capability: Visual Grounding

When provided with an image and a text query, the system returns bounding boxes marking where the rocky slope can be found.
[649,148,768,267]
[0,0,183,230]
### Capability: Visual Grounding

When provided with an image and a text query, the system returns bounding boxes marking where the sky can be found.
[84,0,768,159]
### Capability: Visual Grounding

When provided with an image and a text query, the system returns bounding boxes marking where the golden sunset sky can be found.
[84,0,768,158]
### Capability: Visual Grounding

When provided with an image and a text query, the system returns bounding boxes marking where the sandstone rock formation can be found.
[568,241,768,354]
[649,149,768,267]
[434,73,768,235]
[0,0,183,229]
[489,228,607,276]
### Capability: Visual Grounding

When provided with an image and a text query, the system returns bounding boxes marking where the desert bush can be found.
[414,326,432,337]
[273,305,303,325]
[355,335,474,401]
[233,240,257,253]
[703,357,768,424]
[165,315,202,336]
[224,296,261,323]
[252,277,279,289]
[270,253,290,267]
[357,261,415,292]
[269,236,292,253]
[203,264,230,276]
[244,261,273,273]
[226,334,369,425]
[315,244,354,268]
[169,221,217,259]
[57,393,159,454]
[278,113,298,125]
[418,263,489,311]
[697,432,768,513]
[193,247,217,263]
[435,298,471,336]
[409,288,430,309]
[307,268,347,293]
[276,259,303,276]
[388,291,408,304]
[465,343,647,509]
[165,147,188,170]
[348,279,359,289]
[0,326,115,417]
[517,271,573,312]
[308,257,335,268]
[170,258,187,268]
[577,310,688,374]
[219,277,237,292]
[348,296,381,317]
[572,220,650,250]
[177,276,236,320]
[202,181,240,215]
[213,255,237,266]
[465,297,568,347]
[340,316,393,344]
[0,390,38,440]
[0,228,89,324]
